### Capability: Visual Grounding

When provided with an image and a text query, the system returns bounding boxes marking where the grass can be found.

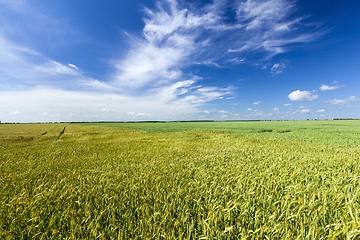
[1,121,360,239]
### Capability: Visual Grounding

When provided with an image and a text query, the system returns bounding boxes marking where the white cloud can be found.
[0,87,206,122]
[113,0,324,88]
[219,110,228,113]
[288,90,318,102]
[326,96,358,105]
[316,109,325,112]
[270,62,286,75]
[227,58,246,64]
[198,86,218,92]
[0,77,232,122]
[245,110,273,118]
[83,79,119,91]
[0,1,84,88]
[247,108,252,111]
[113,42,186,87]
[299,106,305,108]
[253,101,261,105]
[0,34,40,81]
[0,31,88,90]
[319,84,342,91]
[68,64,78,70]
[112,0,218,88]
[273,107,279,111]
[194,61,223,68]
[148,79,231,105]
[35,61,79,76]
[231,0,324,59]
[292,109,311,115]
[0,0,327,122]
[284,103,292,106]
[10,111,21,115]
[237,0,294,30]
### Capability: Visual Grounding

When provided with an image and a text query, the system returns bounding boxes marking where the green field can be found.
[1,120,360,239]
[78,120,360,147]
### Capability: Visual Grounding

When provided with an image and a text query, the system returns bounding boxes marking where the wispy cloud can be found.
[0,0,26,11]
[219,110,228,114]
[0,35,98,90]
[113,39,187,87]
[194,61,224,68]
[107,0,324,122]
[68,64,78,70]
[113,0,216,88]
[236,0,296,30]
[0,86,224,122]
[288,90,318,101]
[35,61,79,76]
[326,96,358,105]
[270,62,286,75]
[230,0,323,59]
[0,2,87,89]
[292,109,311,115]
[0,0,328,122]
[319,84,343,91]
[245,109,273,118]
[82,79,119,92]
[114,0,324,89]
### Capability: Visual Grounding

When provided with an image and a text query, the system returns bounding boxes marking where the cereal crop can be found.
[1,121,360,239]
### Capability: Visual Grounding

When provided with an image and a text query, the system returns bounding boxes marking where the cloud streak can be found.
[0,85,229,122]
[229,0,323,58]
[113,0,324,89]
[271,62,286,75]
[326,96,358,105]
[0,2,88,89]
[319,84,343,91]
[0,0,328,122]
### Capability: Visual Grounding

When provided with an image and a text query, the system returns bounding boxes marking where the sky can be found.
[1,0,360,122]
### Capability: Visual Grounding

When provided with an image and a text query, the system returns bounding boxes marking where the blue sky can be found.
[1,0,359,122]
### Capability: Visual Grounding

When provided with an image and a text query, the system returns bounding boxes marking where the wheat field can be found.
[1,122,360,239]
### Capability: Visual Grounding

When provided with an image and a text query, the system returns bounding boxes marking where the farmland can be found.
[1,120,360,239]
[79,120,360,147]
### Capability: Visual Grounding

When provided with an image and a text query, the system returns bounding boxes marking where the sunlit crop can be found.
[1,121,360,239]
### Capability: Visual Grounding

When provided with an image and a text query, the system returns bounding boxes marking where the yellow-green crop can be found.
[1,122,360,239]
